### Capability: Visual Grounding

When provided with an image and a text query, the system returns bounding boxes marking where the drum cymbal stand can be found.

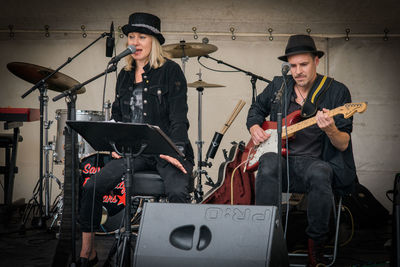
[179,40,189,74]
[193,71,213,203]
[43,89,64,218]
[48,135,63,232]
[21,85,54,229]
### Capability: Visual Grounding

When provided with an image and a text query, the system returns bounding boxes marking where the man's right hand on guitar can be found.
[250,124,271,145]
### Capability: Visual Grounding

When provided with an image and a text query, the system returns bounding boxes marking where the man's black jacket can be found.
[247,74,357,193]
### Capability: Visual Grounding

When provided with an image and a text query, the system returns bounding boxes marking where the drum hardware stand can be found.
[48,137,63,233]
[20,87,63,230]
[198,54,271,103]
[43,89,57,218]
[49,191,63,235]
[179,40,189,74]
[19,85,50,229]
[193,71,214,203]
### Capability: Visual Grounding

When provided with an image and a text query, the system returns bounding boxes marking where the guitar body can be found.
[245,110,302,172]
[202,141,255,205]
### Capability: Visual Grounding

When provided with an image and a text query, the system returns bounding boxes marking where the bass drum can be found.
[55,109,104,164]
[79,153,125,233]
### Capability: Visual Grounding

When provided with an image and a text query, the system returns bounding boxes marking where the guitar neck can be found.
[282,107,342,138]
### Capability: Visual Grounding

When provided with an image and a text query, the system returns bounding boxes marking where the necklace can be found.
[295,85,306,104]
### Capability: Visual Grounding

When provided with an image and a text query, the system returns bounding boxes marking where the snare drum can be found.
[54,109,104,164]
[79,153,126,233]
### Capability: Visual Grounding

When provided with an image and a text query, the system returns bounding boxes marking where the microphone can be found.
[281,62,291,75]
[108,45,136,65]
[106,22,115,58]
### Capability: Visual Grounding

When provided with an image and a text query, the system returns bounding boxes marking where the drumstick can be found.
[205,99,246,160]
[220,100,246,135]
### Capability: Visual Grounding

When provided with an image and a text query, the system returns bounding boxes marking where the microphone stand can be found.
[22,32,110,99]
[199,55,271,104]
[20,31,110,227]
[52,64,117,266]
[274,73,289,221]
[53,64,117,102]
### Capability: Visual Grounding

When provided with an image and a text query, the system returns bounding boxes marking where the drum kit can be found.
[6,40,225,231]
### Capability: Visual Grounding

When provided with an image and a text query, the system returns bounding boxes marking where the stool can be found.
[130,170,195,219]
[132,171,166,198]
[131,170,195,200]
[0,133,23,205]
[288,194,347,267]
[129,170,195,223]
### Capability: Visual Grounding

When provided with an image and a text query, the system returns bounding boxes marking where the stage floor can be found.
[0,203,392,267]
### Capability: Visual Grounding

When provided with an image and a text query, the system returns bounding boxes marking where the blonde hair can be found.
[124,35,166,71]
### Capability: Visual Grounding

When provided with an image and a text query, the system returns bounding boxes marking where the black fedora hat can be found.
[278,34,324,62]
[122,12,165,45]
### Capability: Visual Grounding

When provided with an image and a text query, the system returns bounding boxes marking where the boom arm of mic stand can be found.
[52,64,117,102]
[22,32,109,99]
[200,55,271,83]
[199,55,271,103]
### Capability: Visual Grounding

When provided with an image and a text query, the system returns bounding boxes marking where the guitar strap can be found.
[301,74,334,118]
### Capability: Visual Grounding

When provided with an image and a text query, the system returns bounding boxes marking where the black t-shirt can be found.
[287,91,323,158]
[130,82,144,123]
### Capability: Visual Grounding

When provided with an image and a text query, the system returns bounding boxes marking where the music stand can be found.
[66,121,184,267]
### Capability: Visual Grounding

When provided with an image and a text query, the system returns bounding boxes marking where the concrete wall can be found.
[0,0,399,212]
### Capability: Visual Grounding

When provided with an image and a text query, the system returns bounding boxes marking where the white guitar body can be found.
[246,129,279,171]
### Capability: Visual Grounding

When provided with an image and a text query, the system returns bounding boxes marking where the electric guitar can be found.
[245,102,368,172]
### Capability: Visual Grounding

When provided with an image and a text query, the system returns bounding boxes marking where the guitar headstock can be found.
[340,102,368,118]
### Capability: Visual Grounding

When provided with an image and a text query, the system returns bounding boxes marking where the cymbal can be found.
[7,62,86,94]
[187,80,225,88]
[163,41,217,58]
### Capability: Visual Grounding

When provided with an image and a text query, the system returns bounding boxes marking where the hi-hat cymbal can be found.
[187,80,225,88]
[163,41,217,58]
[7,62,86,94]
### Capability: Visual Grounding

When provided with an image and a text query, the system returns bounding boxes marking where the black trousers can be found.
[79,155,193,232]
[255,152,333,241]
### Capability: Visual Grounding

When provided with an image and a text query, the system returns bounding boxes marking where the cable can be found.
[385,189,394,203]
[230,160,248,205]
[197,56,240,73]
[335,204,355,247]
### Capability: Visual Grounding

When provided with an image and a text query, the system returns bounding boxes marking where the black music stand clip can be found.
[66,121,183,267]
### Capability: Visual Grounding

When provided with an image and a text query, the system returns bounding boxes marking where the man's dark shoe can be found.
[308,238,329,267]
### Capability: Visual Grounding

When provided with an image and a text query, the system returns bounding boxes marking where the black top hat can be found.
[278,34,324,62]
[122,12,165,45]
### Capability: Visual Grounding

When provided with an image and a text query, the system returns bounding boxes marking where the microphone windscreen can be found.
[106,36,114,57]
[106,22,115,58]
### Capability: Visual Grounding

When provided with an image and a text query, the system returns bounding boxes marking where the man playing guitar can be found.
[246,34,357,266]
